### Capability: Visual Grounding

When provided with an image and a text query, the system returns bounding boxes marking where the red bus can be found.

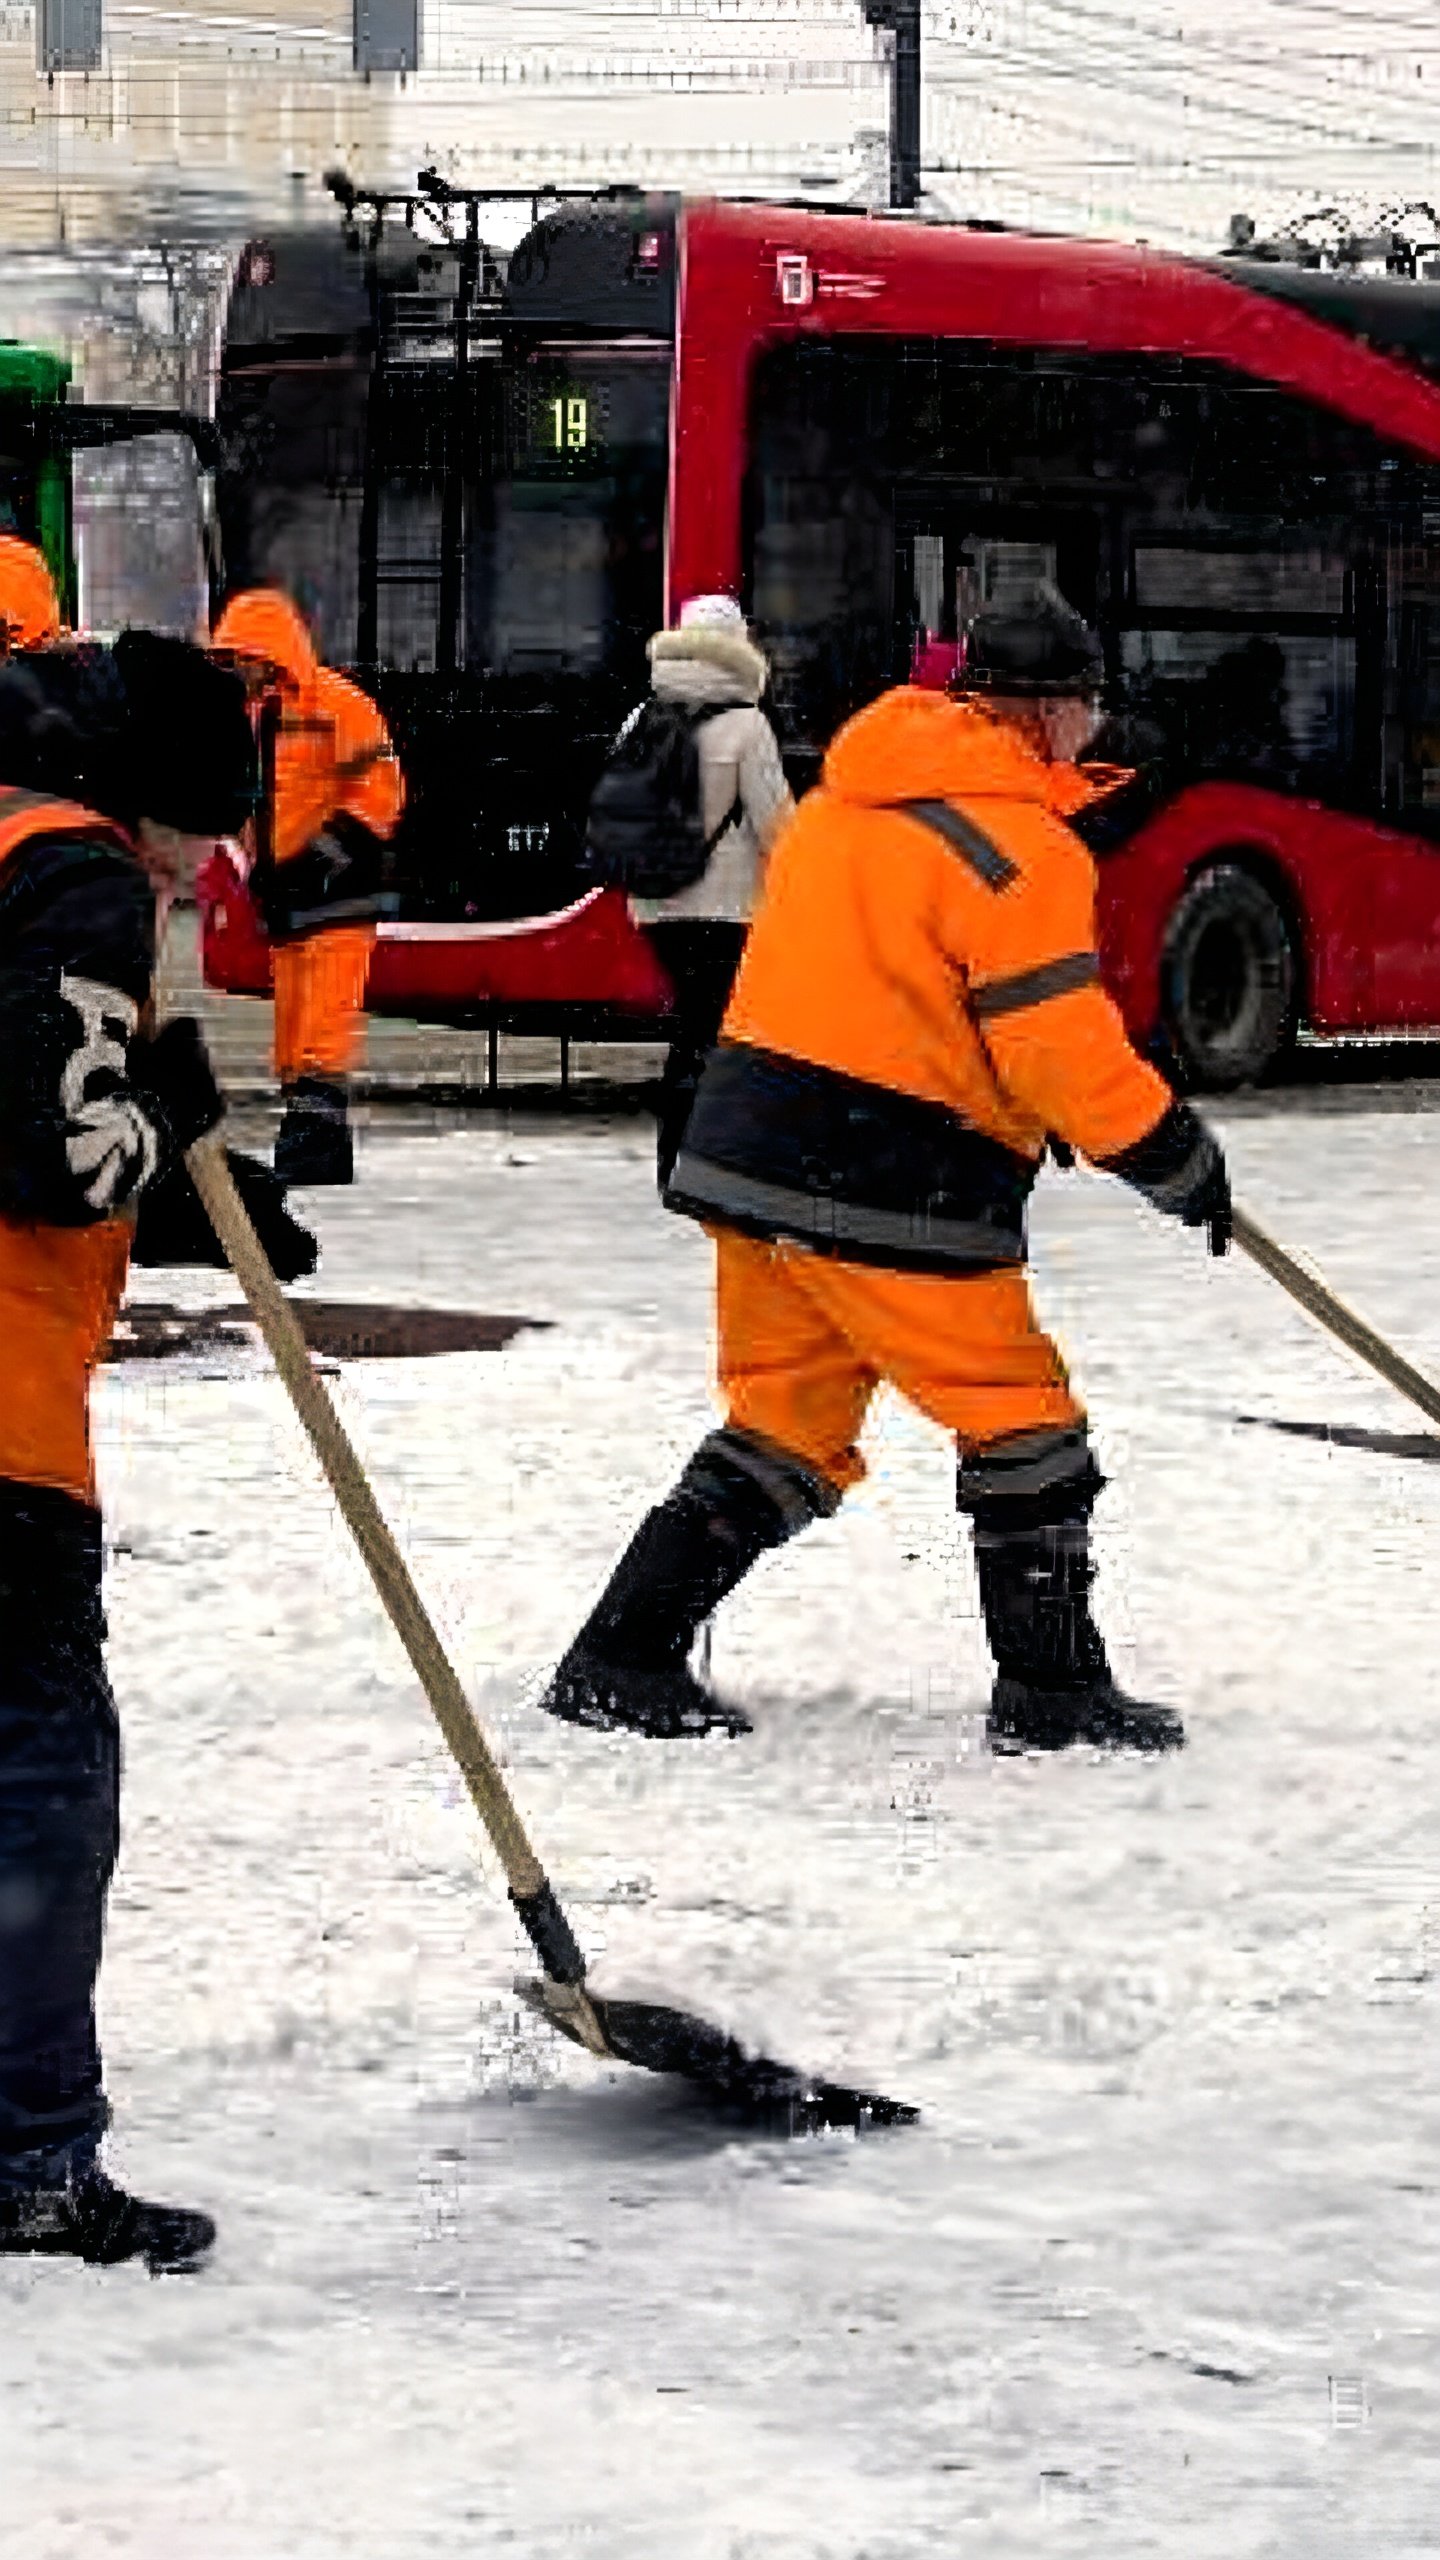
[203,190,1440,1087]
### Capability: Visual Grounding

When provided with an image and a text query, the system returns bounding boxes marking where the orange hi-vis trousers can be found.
[0,1216,131,1504]
[714,1229,1083,1498]
[272,924,376,1085]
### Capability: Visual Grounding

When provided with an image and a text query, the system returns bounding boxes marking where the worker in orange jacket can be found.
[0,535,63,653]
[211,589,404,1186]
[537,589,1231,1755]
[0,631,320,2273]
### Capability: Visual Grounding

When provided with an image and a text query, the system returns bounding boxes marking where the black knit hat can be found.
[964,587,1105,701]
[111,630,260,835]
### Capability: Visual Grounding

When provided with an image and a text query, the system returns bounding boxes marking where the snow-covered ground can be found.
[4,1091,1438,2557]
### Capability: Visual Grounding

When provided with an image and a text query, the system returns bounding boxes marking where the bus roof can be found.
[224,190,1440,416]
[504,192,1440,385]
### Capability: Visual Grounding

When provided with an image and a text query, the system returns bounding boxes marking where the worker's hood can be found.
[823,686,1108,817]
[648,623,768,702]
[212,588,319,701]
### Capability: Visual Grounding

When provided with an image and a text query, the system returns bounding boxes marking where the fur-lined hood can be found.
[648,622,768,702]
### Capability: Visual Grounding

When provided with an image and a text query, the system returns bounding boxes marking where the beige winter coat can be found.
[629,624,794,926]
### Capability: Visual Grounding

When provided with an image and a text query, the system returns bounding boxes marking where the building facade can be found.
[1,1,886,255]
[1,4,395,248]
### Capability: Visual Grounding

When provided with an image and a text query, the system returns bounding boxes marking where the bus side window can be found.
[1390,525,1440,824]
[747,344,902,755]
[1117,542,1357,797]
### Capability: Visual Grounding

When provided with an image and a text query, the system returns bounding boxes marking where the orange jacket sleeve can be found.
[939,811,1173,1162]
[318,670,405,841]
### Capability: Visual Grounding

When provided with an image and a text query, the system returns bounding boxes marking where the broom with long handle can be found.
[184,1130,915,2135]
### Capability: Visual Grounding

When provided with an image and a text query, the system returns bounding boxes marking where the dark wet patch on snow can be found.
[1148,2350,1257,2386]
[109,1299,548,1363]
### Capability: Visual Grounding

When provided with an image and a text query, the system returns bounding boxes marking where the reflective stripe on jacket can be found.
[667,687,1172,1275]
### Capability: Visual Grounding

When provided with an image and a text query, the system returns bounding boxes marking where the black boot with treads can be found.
[960,1426,1185,1757]
[976,1526,1184,1755]
[0,2167,215,2275]
[273,1075,353,1187]
[537,1427,837,1739]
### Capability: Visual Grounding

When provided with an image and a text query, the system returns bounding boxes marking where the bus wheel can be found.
[1160,862,1296,1091]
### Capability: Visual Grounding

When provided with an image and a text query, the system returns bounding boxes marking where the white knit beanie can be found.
[677,593,749,635]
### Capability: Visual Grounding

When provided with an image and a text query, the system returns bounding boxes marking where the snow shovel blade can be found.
[519,1978,918,2135]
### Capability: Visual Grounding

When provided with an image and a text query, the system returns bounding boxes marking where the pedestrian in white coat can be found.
[630,595,793,1186]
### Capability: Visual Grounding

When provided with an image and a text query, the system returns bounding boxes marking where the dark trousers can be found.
[643,921,748,1192]
[0,1482,118,2195]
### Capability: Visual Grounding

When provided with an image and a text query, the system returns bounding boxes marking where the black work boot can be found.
[975,1523,1185,1755]
[536,1427,838,1739]
[959,1426,1184,1756]
[273,1075,353,1187]
[0,2167,215,2276]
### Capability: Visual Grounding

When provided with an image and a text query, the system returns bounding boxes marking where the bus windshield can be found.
[217,336,669,694]
[467,342,668,687]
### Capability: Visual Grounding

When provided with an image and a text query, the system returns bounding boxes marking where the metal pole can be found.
[437,202,477,678]
[356,210,383,670]
[862,0,922,211]
[893,0,921,210]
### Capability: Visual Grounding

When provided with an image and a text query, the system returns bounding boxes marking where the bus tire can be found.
[1159,861,1297,1091]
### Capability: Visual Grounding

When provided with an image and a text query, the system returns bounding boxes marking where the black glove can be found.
[131,1016,225,1153]
[1101,1098,1232,1257]
[1178,1146,1233,1258]
[131,1146,318,1282]
[256,816,395,941]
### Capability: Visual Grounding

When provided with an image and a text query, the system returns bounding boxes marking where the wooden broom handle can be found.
[185,1132,548,1896]
[186,1134,617,2056]
[1232,1203,1440,1434]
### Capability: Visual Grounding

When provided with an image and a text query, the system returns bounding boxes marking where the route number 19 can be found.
[549,395,589,452]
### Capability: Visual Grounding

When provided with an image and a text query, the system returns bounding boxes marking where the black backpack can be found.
[583,698,744,899]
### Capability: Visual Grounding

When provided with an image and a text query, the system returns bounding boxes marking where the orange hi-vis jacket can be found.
[0,788,148,1505]
[0,536,62,650]
[668,686,1173,1275]
[211,589,403,903]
